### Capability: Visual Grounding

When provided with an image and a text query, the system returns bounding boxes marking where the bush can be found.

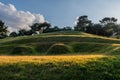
[11,46,35,55]
[47,43,71,54]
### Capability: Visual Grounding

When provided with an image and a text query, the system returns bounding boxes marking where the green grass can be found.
[0,55,120,80]
[70,42,120,55]
[0,31,120,55]
[1,31,120,79]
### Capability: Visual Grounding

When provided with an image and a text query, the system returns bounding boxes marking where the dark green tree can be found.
[92,24,104,35]
[30,22,51,34]
[99,17,117,24]
[43,26,60,33]
[99,17,118,36]
[18,29,27,36]
[75,15,92,31]
[9,32,18,37]
[62,26,72,31]
[41,22,51,33]
[30,23,40,33]
[0,20,8,38]
[53,26,60,31]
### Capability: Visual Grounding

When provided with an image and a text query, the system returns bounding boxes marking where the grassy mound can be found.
[0,31,120,55]
[11,46,35,55]
[47,43,71,54]
[0,31,120,79]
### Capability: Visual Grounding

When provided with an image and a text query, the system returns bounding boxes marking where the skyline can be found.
[1,0,120,31]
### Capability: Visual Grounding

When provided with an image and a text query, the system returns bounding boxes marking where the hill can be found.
[0,31,120,55]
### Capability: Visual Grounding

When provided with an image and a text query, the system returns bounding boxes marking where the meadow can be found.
[0,31,120,80]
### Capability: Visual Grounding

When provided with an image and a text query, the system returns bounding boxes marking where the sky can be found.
[0,0,120,32]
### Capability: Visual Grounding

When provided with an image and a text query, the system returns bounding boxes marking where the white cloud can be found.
[0,2,45,32]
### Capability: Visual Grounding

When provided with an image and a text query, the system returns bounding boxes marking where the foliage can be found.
[91,24,104,35]
[75,15,92,31]
[9,32,18,37]
[43,26,61,33]
[18,29,27,36]
[74,16,120,37]
[0,20,8,39]
[30,22,51,34]
[99,17,117,24]
[44,26,72,33]
[99,17,119,36]
[61,26,72,31]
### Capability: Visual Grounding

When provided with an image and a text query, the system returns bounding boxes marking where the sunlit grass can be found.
[0,55,105,64]
[0,55,120,80]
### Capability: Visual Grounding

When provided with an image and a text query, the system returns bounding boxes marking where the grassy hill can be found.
[1,31,120,80]
[0,31,120,55]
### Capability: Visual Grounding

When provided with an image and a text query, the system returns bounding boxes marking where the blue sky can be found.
[1,0,120,28]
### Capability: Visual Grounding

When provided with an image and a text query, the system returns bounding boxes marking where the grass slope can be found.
[1,31,120,79]
[0,31,120,55]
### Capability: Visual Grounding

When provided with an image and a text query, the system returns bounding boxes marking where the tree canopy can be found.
[75,15,92,31]
[75,16,120,37]
[0,20,8,38]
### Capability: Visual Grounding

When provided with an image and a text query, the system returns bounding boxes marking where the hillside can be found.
[0,31,120,55]
[1,31,120,80]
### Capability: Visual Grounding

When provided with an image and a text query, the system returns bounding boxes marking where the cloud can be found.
[0,2,45,32]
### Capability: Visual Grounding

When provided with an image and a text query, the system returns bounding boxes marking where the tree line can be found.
[0,15,120,39]
[75,15,120,37]
[0,20,72,38]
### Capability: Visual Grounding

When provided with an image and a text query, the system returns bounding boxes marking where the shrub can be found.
[47,43,71,54]
[11,46,35,55]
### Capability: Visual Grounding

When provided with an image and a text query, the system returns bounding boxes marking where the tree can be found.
[30,23,40,33]
[24,30,33,35]
[9,32,18,37]
[92,24,104,35]
[41,22,51,33]
[75,15,92,31]
[30,22,51,34]
[99,17,117,24]
[0,20,8,38]
[18,29,27,36]
[62,26,72,31]
[53,26,60,31]
[99,17,118,36]
[43,26,60,33]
